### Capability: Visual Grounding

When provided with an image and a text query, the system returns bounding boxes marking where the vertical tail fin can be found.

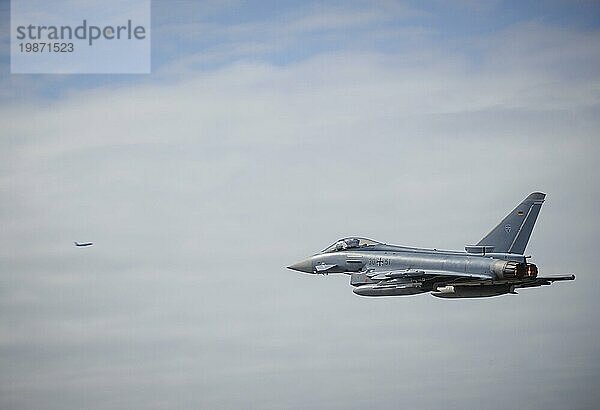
[469,192,546,254]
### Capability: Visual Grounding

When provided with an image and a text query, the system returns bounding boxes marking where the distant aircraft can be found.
[74,242,93,247]
[288,192,575,298]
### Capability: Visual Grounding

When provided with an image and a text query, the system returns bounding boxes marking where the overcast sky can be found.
[1,1,599,409]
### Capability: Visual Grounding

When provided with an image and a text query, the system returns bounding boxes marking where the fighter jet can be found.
[287,192,574,298]
[74,241,93,247]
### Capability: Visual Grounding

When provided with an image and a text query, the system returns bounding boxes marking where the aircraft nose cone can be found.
[287,258,313,273]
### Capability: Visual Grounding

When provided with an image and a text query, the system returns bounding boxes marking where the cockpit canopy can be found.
[321,237,381,253]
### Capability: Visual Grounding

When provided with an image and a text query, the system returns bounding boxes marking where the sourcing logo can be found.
[15,20,147,46]
[11,0,151,74]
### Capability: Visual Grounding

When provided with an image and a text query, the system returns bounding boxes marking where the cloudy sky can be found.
[1,1,599,409]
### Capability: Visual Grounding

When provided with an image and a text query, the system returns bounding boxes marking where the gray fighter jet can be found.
[74,241,93,247]
[287,192,574,298]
